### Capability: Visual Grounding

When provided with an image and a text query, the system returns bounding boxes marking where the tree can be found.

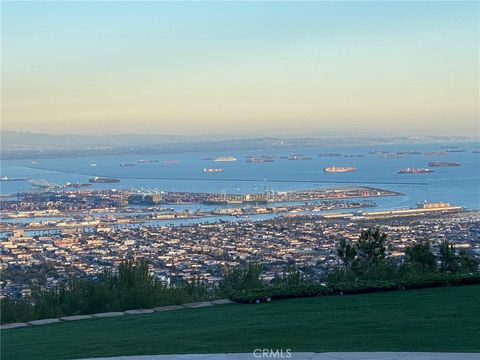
[405,241,437,272]
[458,249,478,273]
[218,263,264,295]
[356,229,386,267]
[439,240,458,273]
[337,238,357,267]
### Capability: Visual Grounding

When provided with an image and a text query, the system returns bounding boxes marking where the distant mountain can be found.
[1,131,477,160]
[0,131,211,148]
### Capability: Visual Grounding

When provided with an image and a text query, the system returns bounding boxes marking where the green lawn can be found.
[2,285,480,360]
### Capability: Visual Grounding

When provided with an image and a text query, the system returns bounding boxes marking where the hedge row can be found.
[229,273,480,304]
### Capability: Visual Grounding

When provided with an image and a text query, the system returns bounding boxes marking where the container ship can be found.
[64,182,91,188]
[120,163,135,167]
[428,162,461,167]
[203,168,223,173]
[214,156,237,162]
[324,166,357,173]
[246,156,274,163]
[288,154,312,160]
[398,168,434,174]
[344,154,364,158]
[318,153,341,157]
[89,177,120,183]
[1,177,27,181]
[424,152,447,156]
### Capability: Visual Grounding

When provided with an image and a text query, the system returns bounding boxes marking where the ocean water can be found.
[1,142,479,210]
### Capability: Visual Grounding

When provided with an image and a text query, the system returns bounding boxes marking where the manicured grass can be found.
[2,285,480,360]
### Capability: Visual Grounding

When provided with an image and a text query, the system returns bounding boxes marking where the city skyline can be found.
[2,1,479,136]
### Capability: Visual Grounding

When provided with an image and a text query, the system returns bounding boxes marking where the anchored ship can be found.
[1,177,27,181]
[318,153,341,157]
[214,156,237,162]
[162,160,180,165]
[324,166,357,173]
[428,162,461,167]
[288,154,312,160]
[89,177,120,183]
[398,168,434,174]
[64,182,92,188]
[246,156,274,163]
[120,163,135,167]
[424,152,447,156]
[203,168,224,173]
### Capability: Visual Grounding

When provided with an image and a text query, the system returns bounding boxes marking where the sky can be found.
[1,1,479,137]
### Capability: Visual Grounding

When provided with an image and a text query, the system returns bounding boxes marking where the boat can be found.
[445,149,466,153]
[428,162,461,167]
[324,166,357,173]
[424,152,447,156]
[138,159,159,163]
[318,153,341,157]
[288,154,312,160]
[214,156,237,162]
[343,154,364,158]
[90,163,97,167]
[88,177,120,183]
[203,168,223,173]
[398,168,434,174]
[64,182,92,188]
[162,160,180,165]
[120,163,135,167]
[246,156,274,163]
[1,177,27,181]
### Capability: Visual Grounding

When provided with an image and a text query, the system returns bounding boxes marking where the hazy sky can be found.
[1,1,479,136]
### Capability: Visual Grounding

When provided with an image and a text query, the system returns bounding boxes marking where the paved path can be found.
[80,352,480,360]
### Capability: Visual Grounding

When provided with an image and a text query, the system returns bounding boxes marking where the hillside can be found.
[2,285,480,360]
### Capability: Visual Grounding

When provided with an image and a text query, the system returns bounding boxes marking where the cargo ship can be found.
[424,152,447,156]
[1,177,27,181]
[445,149,466,153]
[214,156,237,162]
[398,168,434,174]
[89,177,120,183]
[246,156,274,163]
[203,168,223,173]
[318,153,341,157]
[138,159,159,163]
[288,154,312,160]
[64,182,92,188]
[162,160,180,165]
[343,154,364,158]
[324,166,357,173]
[120,163,135,167]
[428,162,461,167]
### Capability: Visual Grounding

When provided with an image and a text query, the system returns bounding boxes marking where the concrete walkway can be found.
[0,300,233,330]
[79,353,480,360]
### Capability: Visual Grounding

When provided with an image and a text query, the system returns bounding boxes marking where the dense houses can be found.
[1,210,479,298]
